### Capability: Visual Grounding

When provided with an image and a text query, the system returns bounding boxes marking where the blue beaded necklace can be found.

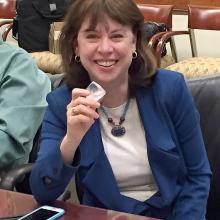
[100,99,130,137]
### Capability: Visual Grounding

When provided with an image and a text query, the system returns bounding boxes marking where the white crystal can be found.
[86,81,106,101]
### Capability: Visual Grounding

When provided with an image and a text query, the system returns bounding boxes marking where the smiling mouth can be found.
[95,60,117,67]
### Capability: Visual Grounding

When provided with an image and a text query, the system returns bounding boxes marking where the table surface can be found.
[0,189,160,220]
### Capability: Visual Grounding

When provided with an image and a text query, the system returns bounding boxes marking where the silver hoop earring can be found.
[75,55,81,63]
[132,51,137,59]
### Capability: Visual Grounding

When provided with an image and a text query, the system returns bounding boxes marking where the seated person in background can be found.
[0,36,51,176]
[30,0,211,219]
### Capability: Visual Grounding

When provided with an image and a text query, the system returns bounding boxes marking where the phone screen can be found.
[20,208,60,220]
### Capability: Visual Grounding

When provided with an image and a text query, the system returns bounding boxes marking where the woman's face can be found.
[75,15,136,88]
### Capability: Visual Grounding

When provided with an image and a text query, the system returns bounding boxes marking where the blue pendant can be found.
[111,126,126,137]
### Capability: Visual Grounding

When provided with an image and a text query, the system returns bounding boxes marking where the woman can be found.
[30,0,211,219]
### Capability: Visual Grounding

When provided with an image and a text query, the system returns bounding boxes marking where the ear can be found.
[73,40,79,55]
[132,35,137,51]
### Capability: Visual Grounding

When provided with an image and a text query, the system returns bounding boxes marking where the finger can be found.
[67,113,95,126]
[68,105,99,119]
[71,107,79,115]
[72,88,90,100]
[73,105,99,119]
[72,96,100,109]
[72,115,95,124]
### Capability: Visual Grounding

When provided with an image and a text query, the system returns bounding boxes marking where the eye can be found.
[86,34,98,39]
[112,34,124,39]
[111,33,125,42]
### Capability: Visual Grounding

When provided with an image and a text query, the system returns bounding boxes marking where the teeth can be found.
[96,60,116,67]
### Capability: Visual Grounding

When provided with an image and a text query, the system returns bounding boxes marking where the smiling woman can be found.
[60,0,156,92]
[30,1,211,219]
[75,15,136,96]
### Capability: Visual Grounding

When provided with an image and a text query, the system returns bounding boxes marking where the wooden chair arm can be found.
[148,31,167,49]
[0,20,13,28]
[2,23,13,41]
[155,30,189,65]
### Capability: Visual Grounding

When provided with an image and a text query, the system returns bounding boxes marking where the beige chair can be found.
[30,51,64,74]
[0,0,16,40]
[137,4,177,68]
[156,5,220,79]
[1,25,64,74]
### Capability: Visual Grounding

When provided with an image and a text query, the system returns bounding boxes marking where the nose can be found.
[97,37,113,54]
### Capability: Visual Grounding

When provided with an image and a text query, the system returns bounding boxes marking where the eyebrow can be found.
[83,28,96,32]
[111,29,125,33]
[82,28,126,33]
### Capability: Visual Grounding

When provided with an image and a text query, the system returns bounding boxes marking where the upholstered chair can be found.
[30,52,64,74]
[156,5,220,78]
[187,74,220,220]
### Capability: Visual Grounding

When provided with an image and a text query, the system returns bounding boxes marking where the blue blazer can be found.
[30,69,211,220]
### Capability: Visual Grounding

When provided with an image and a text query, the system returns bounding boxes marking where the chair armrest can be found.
[2,23,13,41]
[0,163,33,191]
[148,31,167,49]
[0,20,13,28]
[155,30,189,65]
[0,163,71,201]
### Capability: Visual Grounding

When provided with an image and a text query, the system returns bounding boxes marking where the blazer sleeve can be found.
[165,74,211,220]
[0,48,51,172]
[30,91,79,204]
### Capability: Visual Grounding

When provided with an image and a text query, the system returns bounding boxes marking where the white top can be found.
[98,98,158,202]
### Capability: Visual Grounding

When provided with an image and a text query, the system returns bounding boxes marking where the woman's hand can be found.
[60,88,100,165]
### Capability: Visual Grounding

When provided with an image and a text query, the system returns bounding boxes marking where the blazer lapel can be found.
[78,121,148,214]
[78,121,103,167]
[136,87,182,206]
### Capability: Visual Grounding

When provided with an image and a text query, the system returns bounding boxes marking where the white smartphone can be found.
[17,205,65,220]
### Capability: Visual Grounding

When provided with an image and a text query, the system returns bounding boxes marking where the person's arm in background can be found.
[0,42,51,173]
